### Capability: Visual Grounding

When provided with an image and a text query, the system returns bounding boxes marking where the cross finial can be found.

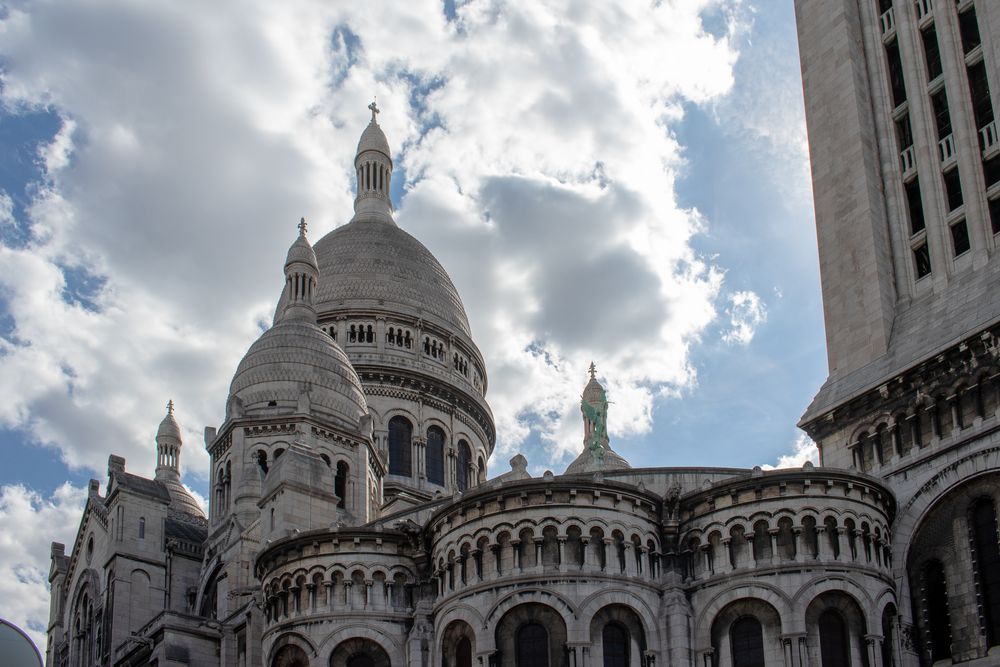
[368,98,380,123]
[588,361,597,380]
[166,399,174,415]
[298,217,307,236]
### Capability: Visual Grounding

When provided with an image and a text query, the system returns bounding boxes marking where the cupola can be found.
[353,100,394,222]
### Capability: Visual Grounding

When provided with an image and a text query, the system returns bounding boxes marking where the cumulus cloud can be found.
[761,433,819,470]
[0,0,751,476]
[0,483,87,651]
[721,290,766,345]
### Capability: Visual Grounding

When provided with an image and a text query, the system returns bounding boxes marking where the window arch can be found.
[388,416,412,476]
[516,623,548,667]
[730,617,764,667]
[818,610,850,667]
[426,426,445,486]
[457,439,471,491]
[602,622,629,667]
[335,461,349,509]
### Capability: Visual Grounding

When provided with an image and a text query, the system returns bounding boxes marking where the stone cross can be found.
[167,399,174,415]
[298,217,307,235]
[368,99,380,122]
[589,361,597,380]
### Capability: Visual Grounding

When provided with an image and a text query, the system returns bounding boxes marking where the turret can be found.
[155,400,182,482]
[353,100,394,222]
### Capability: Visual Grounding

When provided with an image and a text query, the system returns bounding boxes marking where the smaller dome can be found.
[156,409,181,442]
[285,218,318,269]
[163,478,206,519]
[565,446,631,475]
[356,120,391,160]
[228,319,368,431]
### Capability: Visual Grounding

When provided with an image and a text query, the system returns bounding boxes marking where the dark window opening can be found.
[989,198,1000,235]
[922,559,953,661]
[139,517,145,539]
[457,440,471,492]
[967,61,995,133]
[603,622,630,667]
[388,416,412,476]
[818,610,851,667]
[944,168,964,211]
[516,623,549,667]
[731,617,765,667]
[950,219,971,256]
[984,154,1000,189]
[971,499,1000,645]
[922,26,942,81]
[886,41,908,107]
[426,426,445,486]
[877,0,892,15]
[896,114,914,150]
[932,89,952,140]
[914,243,932,278]
[959,8,982,54]
[335,461,348,509]
[906,178,926,233]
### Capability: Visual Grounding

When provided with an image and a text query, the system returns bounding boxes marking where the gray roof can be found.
[165,517,208,544]
[111,471,206,520]
[565,445,631,475]
[356,121,391,160]
[311,219,472,338]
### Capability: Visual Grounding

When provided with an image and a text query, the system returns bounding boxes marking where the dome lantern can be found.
[279,218,319,324]
[155,399,182,482]
[353,100,394,222]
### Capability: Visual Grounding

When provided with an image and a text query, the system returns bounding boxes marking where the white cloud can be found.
[0,0,749,474]
[0,191,13,226]
[721,290,766,346]
[761,433,819,470]
[0,483,87,653]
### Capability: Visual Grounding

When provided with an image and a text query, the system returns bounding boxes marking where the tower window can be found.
[967,60,995,135]
[896,114,913,150]
[335,461,348,509]
[426,426,445,486]
[989,198,1000,235]
[984,154,1000,189]
[950,219,971,256]
[905,178,925,233]
[931,89,952,140]
[959,7,981,54]
[886,41,907,107]
[944,168,963,211]
[730,616,765,667]
[914,242,932,278]
[922,26,942,81]
[388,416,413,477]
[139,517,145,539]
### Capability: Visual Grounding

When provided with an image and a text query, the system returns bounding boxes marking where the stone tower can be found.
[796,1,1000,663]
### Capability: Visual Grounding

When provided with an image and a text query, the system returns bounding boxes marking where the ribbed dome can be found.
[163,478,206,518]
[285,224,318,269]
[311,220,473,338]
[156,412,181,441]
[356,121,391,159]
[229,318,368,429]
[582,377,605,405]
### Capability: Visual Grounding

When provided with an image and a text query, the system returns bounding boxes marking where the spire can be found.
[589,361,597,380]
[564,364,631,475]
[280,218,319,323]
[354,102,394,222]
[155,400,182,482]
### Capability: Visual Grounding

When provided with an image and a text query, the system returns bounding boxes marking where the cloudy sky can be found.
[0,0,824,649]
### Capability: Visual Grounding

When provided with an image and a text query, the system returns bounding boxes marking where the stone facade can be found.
[46,6,1000,662]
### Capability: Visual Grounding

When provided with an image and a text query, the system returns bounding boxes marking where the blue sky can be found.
[0,0,823,647]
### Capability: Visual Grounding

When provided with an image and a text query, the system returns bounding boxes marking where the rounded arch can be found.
[708,598,783,667]
[328,637,391,667]
[318,626,401,665]
[493,602,568,667]
[269,632,317,667]
[694,583,792,650]
[439,619,476,667]
[426,424,447,486]
[578,588,661,649]
[387,415,413,477]
[588,604,649,667]
[483,588,577,649]
[803,591,869,667]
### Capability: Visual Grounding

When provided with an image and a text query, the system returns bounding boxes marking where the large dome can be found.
[311,219,473,338]
[229,318,368,429]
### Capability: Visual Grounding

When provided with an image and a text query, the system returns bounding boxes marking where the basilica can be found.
[44,3,1000,665]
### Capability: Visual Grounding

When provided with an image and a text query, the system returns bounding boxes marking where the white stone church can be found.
[45,2,1000,666]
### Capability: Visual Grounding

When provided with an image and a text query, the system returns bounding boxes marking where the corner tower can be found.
[281,106,495,509]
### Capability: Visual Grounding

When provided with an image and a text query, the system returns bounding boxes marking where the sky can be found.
[0,0,825,650]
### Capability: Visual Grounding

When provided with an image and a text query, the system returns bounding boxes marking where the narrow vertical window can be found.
[931,89,952,140]
[426,426,445,486]
[921,559,953,661]
[139,517,145,539]
[516,623,549,667]
[603,622,630,667]
[989,198,1000,235]
[922,26,942,81]
[886,41,907,107]
[914,242,932,278]
[906,178,925,234]
[984,155,1000,189]
[388,416,413,476]
[944,168,964,211]
[950,219,971,256]
[335,461,348,509]
[959,8,982,54]
[967,61,995,136]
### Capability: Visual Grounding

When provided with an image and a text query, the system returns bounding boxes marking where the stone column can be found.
[834,527,846,560]
[816,527,831,561]
[624,543,636,576]
[490,544,501,575]
[557,538,567,572]
[325,582,334,611]
[534,538,544,571]
[719,540,733,574]
[746,533,757,568]
[791,528,802,562]
[865,635,882,667]
[376,316,386,352]
[602,538,613,573]
[471,548,483,580]
[769,529,780,564]
[637,546,648,577]
[306,583,316,612]
[511,539,522,571]
[581,537,593,571]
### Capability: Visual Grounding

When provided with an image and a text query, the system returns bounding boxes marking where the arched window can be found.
[603,622,629,667]
[457,440,471,491]
[517,623,548,667]
[427,426,445,486]
[730,617,764,667]
[818,609,850,667]
[388,416,412,476]
[456,636,472,667]
[971,498,1000,645]
[138,517,145,539]
[335,461,348,509]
